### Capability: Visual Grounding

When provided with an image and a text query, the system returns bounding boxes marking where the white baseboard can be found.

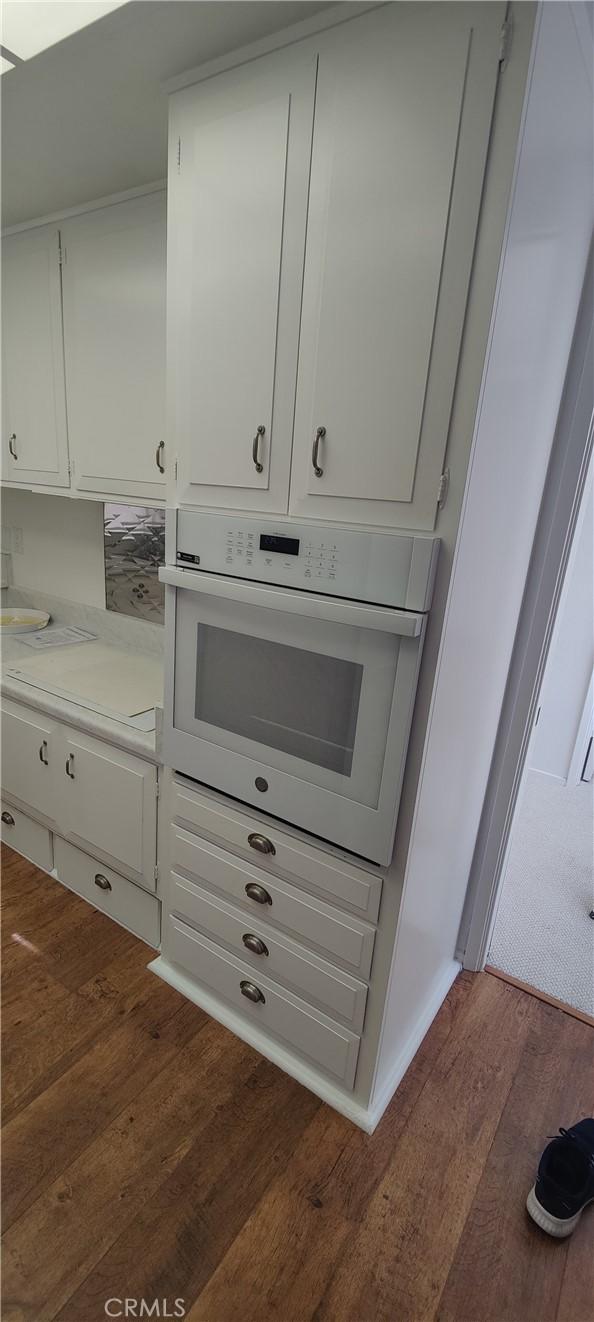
[149,954,461,1135]
[526,767,566,786]
[366,958,461,1132]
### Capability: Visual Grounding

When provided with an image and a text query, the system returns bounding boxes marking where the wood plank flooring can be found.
[2,843,593,1322]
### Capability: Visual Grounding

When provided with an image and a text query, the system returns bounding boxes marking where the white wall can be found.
[529,461,594,782]
[372,0,594,1098]
[1,489,106,607]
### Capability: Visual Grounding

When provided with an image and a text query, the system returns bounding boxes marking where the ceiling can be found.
[1,1,335,228]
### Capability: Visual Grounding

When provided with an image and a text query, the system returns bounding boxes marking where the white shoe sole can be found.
[526,1185,583,1238]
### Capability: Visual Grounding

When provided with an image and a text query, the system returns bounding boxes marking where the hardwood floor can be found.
[2,844,593,1322]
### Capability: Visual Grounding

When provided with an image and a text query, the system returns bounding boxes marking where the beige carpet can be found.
[488,770,594,1016]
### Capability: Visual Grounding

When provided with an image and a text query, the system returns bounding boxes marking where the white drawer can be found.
[54,837,160,948]
[0,802,53,872]
[170,871,368,1032]
[172,827,376,979]
[172,779,382,922]
[166,915,361,1089]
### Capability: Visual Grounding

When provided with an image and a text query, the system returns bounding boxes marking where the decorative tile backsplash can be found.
[104,504,165,623]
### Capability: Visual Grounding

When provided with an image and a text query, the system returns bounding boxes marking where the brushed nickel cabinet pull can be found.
[252,425,265,473]
[8,433,17,459]
[155,440,165,474]
[94,874,112,892]
[240,980,265,1004]
[39,740,49,766]
[312,425,326,477]
[242,933,269,957]
[1,810,15,826]
[65,753,75,779]
[245,882,272,905]
[247,832,275,857]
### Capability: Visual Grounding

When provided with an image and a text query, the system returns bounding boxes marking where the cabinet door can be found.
[1,226,70,488]
[170,45,316,513]
[289,2,505,530]
[58,728,157,888]
[61,193,167,501]
[0,701,56,823]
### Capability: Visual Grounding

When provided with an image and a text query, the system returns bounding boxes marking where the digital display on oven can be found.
[259,534,300,556]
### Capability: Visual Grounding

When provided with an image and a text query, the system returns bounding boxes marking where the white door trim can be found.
[459,243,594,970]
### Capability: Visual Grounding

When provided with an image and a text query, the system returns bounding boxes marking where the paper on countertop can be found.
[16,626,98,649]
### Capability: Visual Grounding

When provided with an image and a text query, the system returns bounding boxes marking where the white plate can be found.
[0,609,50,634]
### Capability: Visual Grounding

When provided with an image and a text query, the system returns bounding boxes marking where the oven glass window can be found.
[195,624,363,776]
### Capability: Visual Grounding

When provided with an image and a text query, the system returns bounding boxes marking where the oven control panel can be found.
[222,528,339,583]
[175,511,439,612]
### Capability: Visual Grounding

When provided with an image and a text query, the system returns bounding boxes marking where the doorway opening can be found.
[487,461,594,1016]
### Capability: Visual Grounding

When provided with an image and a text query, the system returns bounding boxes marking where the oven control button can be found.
[254,777,269,793]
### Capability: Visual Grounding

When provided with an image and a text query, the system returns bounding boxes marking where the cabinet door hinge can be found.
[437,467,450,511]
[174,458,178,482]
[154,862,159,884]
[499,18,512,69]
[177,136,181,173]
[58,243,65,267]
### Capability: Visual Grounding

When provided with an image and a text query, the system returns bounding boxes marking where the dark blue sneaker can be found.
[527,1119,594,1237]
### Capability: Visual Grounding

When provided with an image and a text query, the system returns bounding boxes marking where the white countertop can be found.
[1,589,164,763]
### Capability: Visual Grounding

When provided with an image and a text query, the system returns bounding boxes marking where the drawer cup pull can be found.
[65,753,75,779]
[242,933,269,957]
[245,882,272,905]
[1,810,15,826]
[94,874,112,892]
[240,979,265,1005]
[247,832,275,856]
[39,740,49,766]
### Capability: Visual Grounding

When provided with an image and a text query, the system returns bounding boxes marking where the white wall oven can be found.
[161,513,438,865]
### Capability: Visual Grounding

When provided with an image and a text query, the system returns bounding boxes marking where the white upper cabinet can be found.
[2,225,70,488]
[61,191,167,501]
[169,2,505,528]
[289,2,505,529]
[169,45,317,513]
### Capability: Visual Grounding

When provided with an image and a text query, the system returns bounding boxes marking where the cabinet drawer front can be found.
[0,802,53,872]
[166,915,360,1088]
[54,838,160,948]
[172,780,382,922]
[170,871,368,1032]
[172,827,375,978]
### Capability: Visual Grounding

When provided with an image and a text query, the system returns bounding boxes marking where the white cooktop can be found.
[6,641,162,730]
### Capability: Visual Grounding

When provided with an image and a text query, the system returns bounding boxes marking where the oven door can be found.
[160,567,427,865]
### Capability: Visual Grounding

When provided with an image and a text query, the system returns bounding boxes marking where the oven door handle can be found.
[158,565,425,637]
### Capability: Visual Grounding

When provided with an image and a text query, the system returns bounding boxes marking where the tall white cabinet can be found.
[157,0,535,1132]
[168,1,505,530]
[1,226,70,488]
